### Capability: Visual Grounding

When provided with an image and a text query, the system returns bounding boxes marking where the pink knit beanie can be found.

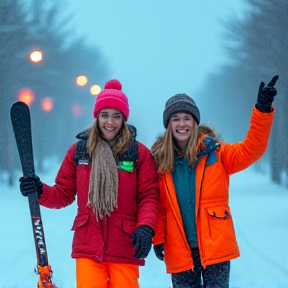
[93,79,129,120]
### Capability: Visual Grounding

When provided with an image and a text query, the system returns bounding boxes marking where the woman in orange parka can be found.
[151,75,278,288]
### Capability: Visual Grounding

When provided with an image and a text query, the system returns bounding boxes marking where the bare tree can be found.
[0,0,110,183]
[197,0,288,187]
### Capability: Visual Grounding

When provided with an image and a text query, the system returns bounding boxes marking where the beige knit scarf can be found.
[87,138,118,221]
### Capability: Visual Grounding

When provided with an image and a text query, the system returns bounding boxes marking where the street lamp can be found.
[41,97,53,112]
[18,88,35,106]
[29,49,43,63]
[76,75,88,86]
[72,103,82,118]
[90,84,101,95]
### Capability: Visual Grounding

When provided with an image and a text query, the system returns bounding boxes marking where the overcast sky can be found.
[66,0,247,147]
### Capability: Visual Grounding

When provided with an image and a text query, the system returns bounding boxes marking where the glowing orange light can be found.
[41,97,53,112]
[30,50,43,63]
[76,75,88,86]
[18,88,35,106]
[72,104,82,118]
[90,85,101,95]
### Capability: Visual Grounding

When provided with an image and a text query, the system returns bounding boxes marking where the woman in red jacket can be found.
[151,76,278,288]
[19,79,159,288]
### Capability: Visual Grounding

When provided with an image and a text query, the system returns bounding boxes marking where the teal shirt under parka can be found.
[172,148,198,248]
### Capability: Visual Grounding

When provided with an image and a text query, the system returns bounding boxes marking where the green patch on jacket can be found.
[117,160,134,172]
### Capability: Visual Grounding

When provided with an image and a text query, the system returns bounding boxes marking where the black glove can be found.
[132,225,155,259]
[256,75,279,113]
[153,243,164,261]
[19,174,43,199]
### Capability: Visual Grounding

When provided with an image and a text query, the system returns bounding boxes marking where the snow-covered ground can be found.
[0,160,288,288]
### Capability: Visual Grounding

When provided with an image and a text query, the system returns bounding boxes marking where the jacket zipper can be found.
[197,163,207,268]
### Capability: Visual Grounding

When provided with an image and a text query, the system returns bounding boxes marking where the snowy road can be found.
[0,165,288,288]
[227,169,288,288]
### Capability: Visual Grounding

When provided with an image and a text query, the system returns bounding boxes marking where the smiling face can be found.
[170,112,195,149]
[97,108,124,141]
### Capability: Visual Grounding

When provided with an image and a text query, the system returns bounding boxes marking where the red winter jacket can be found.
[39,141,159,266]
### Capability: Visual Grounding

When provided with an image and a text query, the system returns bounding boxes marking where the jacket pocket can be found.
[207,206,231,219]
[71,213,94,254]
[206,206,232,241]
[72,212,106,258]
[71,213,91,246]
[71,213,90,231]
[105,218,136,257]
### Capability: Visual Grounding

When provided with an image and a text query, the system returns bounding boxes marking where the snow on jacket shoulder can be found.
[153,107,274,273]
[39,140,159,266]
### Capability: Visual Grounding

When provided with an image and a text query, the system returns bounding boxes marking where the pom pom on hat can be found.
[93,79,129,119]
[104,79,122,90]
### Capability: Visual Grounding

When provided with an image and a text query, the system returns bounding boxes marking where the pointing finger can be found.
[267,75,279,87]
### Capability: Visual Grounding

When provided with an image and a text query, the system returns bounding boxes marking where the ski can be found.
[10,101,58,288]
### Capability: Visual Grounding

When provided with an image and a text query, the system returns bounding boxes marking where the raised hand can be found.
[256,75,279,113]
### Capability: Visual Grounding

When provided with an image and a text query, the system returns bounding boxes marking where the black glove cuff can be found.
[140,225,155,237]
[255,103,273,113]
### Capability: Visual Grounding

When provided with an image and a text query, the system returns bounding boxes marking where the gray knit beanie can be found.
[163,93,200,128]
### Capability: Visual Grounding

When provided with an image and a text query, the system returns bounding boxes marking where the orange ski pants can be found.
[76,258,140,288]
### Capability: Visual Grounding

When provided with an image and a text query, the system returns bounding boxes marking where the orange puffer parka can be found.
[153,107,274,273]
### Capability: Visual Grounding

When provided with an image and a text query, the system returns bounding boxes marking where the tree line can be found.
[1,0,286,188]
[197,0,287,188]
[0,0,109,184]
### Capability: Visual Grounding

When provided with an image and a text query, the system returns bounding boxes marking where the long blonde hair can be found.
[151,120,199,172]
[151,121,218,173]
[86,119,132,157]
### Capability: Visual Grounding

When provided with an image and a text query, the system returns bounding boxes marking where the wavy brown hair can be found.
[86,119,131,157]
